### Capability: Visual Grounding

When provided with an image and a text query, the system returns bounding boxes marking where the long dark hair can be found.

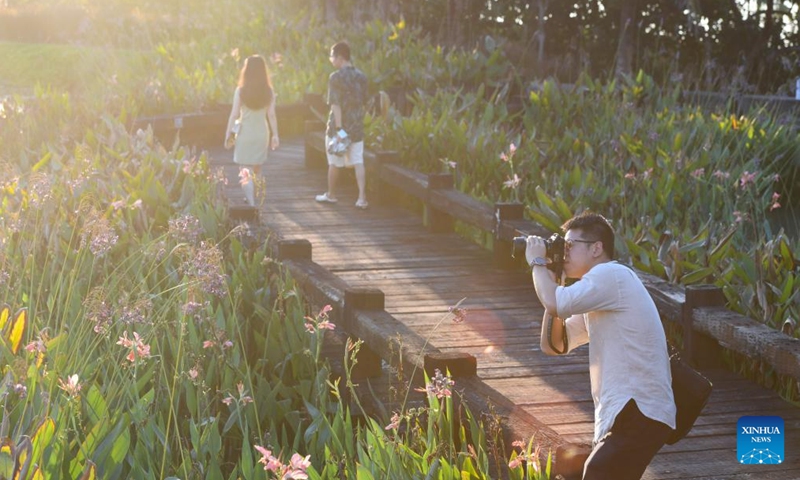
[238,55,273,110]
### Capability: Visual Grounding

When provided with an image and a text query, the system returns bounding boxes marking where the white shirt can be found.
[556,261,676,443]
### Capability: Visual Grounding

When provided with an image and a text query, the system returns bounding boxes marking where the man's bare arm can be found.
[540,311,568,355]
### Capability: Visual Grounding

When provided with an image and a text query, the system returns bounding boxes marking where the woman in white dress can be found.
[225,55,279,205]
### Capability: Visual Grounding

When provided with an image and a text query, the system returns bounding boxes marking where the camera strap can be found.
[547,275,569,355]
[547,315,568,355]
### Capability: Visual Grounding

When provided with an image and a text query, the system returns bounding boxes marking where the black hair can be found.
[561,211,615,259]
[331,41,351,61]
[238,55,274,110]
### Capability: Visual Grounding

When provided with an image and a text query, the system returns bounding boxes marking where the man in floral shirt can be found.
[315,41,370,209]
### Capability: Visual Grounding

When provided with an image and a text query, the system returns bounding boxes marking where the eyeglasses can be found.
[565,239,598,250]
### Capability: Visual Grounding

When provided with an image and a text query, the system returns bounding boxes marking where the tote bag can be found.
[666,346,713,445]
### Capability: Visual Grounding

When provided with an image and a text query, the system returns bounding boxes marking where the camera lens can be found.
[512,236,527,259]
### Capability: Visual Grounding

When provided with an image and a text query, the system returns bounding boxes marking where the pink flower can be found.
[203,340,216,349]
[265,457,281,473]
[304,322,316,333]
[770,192,781,211]
[58,374,81,397]
[239,168,252,186]
[448,305,467,324]
[131,199,143,209]
[691,168,704,179]
[317,319,335,330]
[509,143,517,154]
[713,170,730,180]
[624,172,636,179]
[508,443,542,472]
[25,339,46,354]
[188,368,199,380]
[385,412,401,430]
[503,173,521,190]
[739,170,757,188]
[418,369,454,398]
[255,445,272,463]
[116,332,151,363]
[111,200,126,210]
[290,453,311,471]
[254,446,310,478]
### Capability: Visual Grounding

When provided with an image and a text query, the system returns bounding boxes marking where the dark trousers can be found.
[583,399,672,480]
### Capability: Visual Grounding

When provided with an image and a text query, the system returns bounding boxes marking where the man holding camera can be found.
[525,211,675,480]
[315,41,369,209]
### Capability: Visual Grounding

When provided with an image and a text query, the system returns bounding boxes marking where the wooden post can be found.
[277,239,312,261]
[344,288,385,378]
[493,202,525,269]
[553,443,592,480]
[426,173,454,234]
[682,284,726,368]
[228,205,259,223]
[424,352,477,378]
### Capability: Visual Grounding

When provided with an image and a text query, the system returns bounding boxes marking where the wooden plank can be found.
[429,188,496,232]
[379,163,429,200]
[693,307,800,380]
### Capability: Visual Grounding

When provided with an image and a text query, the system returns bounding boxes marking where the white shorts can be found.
[326,138,364,168]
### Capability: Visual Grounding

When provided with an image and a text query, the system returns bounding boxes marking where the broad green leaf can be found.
[780,276,795,304]
[70,415,110,478]
[0,438,13,480]
[240,437,253,480]
[6,308,26,354]
[681,267,715,285]
[31,418,55,465]
[0,305,9,331]
[13,436,32,480]
[76,460,96,480]
[31,152,52,173]
[709,227,737,264]
[534,186,556,211]
[85,384,108,425]
[672,132,683,150]
[356,464,375,480]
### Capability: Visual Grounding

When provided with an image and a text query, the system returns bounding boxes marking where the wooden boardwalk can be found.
[212,139,800,480]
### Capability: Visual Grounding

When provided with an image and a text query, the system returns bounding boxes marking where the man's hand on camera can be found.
[525,236,548,266]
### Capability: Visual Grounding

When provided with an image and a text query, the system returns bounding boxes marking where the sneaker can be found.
[315,192,338,203]
[355,199,369,209]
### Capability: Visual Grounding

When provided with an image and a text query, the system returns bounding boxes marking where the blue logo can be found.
[737,416,784,464]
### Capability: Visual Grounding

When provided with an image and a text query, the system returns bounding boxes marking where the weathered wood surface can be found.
[212,139,800,479]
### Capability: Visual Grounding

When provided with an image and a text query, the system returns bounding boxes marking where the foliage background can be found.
[0,0,798,478]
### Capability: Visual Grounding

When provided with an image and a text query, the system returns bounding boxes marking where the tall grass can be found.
[1,108,547,477]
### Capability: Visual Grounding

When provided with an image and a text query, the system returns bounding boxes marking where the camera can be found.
[511,233,566,274]
[327,129,351,156]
